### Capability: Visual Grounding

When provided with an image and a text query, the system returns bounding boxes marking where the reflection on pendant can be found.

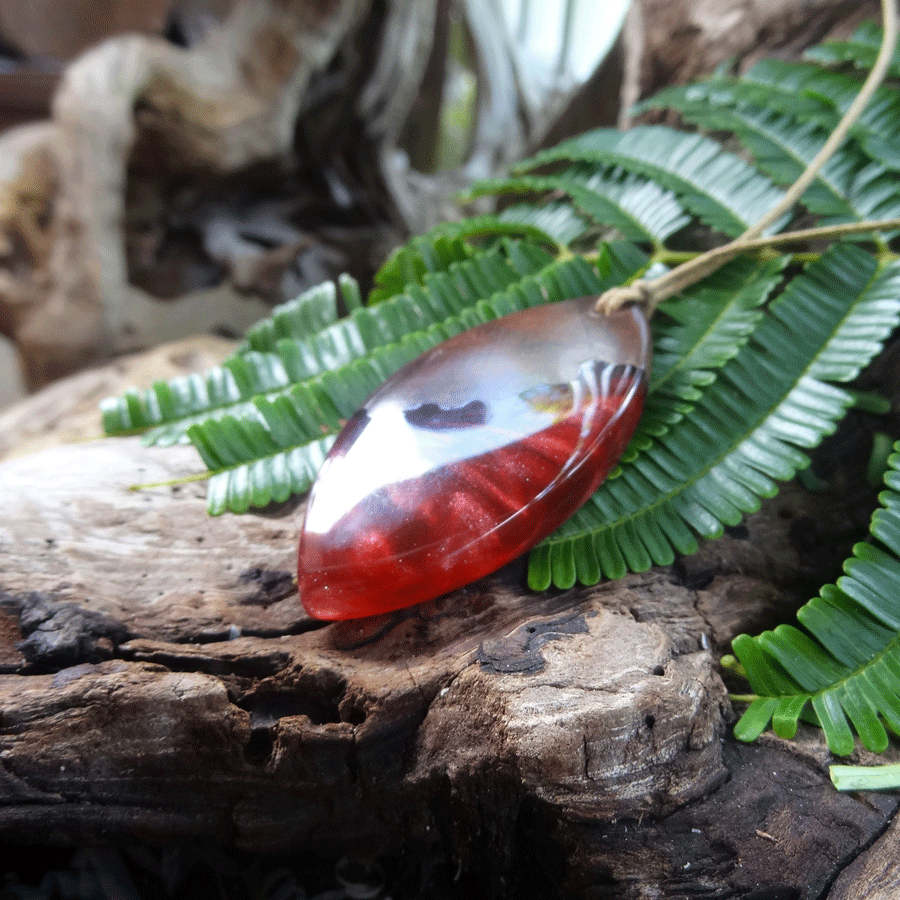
[298,298,651,620]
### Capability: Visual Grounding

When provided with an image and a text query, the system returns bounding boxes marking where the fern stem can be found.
[602,217,900,315]
[728,694,759,704]
[594,0,899,317]
[704,217,900,255]
[655,218,900,270]
[130,470,215,491]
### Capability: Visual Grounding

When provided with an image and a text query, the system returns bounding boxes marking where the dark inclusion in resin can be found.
[298,298,651,620]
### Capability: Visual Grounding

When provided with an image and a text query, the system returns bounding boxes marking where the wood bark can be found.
[0,0,172,60]
[621,0,881,113]
[0,342,898,898]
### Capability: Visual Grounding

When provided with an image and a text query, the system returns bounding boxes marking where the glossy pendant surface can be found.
[298,299,650,620]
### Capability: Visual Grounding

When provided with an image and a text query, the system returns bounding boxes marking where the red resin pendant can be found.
[298,299,650,620]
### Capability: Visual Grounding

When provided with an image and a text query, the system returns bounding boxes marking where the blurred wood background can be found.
[0,0,878,404]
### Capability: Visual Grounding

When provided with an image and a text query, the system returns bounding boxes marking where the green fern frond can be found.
[241,275,359,353]
[636,254,788,442]
[100,350,298,447]
[102,240,560,444]
[733,445,900,755]
[640,55,900,219]
[645,58,900,174]
[732,58,900,155]
[648,104,872,222]
[515,125,787,237]
[468,171,691,244]
[635,61,839,130]
[805,20,900,76]
[529,247,900,591]
[367,220,570,305]
[644,60,843,126]
[494,202,592,247]
[368,234,476,306]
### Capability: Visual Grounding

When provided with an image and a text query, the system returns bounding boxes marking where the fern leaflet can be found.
[733,444,900,755]
[529,247,900,590]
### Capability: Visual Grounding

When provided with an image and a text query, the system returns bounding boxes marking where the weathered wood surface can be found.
[0,343,898,898]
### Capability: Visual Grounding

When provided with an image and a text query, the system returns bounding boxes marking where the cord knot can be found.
[593,281,653,316]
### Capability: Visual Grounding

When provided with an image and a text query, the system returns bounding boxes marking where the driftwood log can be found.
[0,341,898,899]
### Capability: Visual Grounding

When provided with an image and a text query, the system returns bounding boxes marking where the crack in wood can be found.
[476,612,590,674]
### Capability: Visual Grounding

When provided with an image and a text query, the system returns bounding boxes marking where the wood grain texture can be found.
[1,387,898,897]
[826,814,900,900]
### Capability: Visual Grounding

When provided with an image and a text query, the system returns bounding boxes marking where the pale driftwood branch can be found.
[0,0,379,389]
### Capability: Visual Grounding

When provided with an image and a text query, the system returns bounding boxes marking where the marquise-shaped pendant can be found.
[298,298,651,620]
